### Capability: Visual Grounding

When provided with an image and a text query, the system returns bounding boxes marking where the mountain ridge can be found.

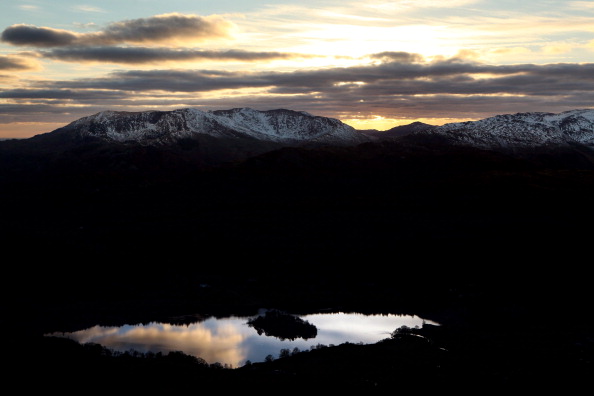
[0,107,371,168]
[55,107,369,146]
[405,108,594,150]
[8,107,594,153]
[3,107,594,173]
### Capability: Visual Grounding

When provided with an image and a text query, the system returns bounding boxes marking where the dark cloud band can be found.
[41,47,314,64]
[42,57,594,95]
[1,25,77,47]
[92,13,235,45]
[1,13,236,48]
[3,54,594,125]
[0,55,35,70]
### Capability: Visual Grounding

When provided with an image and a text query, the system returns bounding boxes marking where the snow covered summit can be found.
[415,109,594,150]
[64,107,369,146]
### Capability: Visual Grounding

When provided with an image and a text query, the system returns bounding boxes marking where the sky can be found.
[1,1,594,138]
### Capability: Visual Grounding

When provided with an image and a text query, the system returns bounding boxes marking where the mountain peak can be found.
[409,108,594,150]
[52,107,369,146]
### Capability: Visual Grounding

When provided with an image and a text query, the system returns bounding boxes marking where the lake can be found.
[46,310,439,368]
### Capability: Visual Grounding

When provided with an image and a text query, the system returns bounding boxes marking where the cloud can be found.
[41,47,316,64]
[1,13,237,48]
[18,5,39,11]
[74,5,106,13]
[1,25,78,47]
[39,54,594,98]
[365,0,478,11]
[2,13,308,66]
[82,13,237,46]
[0,54,40,70]
[4,53,594,126]
[73,22,98,29]
[0,88,126,100]
[55,323,247,368]
[488,47,532,56]
[368,51,424,63]
[50,69,271,92]
[541,43,574,55]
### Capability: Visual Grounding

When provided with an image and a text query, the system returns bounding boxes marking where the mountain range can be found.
[2,106,594,268]
[62,107,368,146]
[0,107,369,169]
[5,107,594,160]
[406,109,594,150]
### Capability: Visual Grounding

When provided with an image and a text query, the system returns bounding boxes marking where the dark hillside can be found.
[2,137,593,392]
[3,138,593,314]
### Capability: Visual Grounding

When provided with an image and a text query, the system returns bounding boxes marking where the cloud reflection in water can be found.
[48,313,437,367]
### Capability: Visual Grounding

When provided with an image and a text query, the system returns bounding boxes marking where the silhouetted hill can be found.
[359,121,435,140]
[3,109,594,393]
[4,137,594,321]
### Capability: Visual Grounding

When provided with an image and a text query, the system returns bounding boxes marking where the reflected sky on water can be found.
[47,312,438,367]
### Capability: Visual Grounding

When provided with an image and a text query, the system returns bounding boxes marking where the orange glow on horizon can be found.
[342,116,476,131]
[0,122,67,139]
[1,115,483,139]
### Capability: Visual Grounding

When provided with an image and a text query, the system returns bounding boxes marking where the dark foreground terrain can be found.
[3,139,594,392]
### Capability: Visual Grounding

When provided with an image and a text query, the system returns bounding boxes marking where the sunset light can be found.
[2,0,594,138]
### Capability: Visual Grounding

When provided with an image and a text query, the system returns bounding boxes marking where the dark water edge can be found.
[3,142,594,392]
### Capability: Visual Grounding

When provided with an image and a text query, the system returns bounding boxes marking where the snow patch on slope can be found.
[68,107,368,146]
[418,109,594,149]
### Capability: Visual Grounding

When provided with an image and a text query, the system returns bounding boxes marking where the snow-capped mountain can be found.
[58,107,369,146]
[410,109,594,150]
[34,107,594,152]
[8,107,594,172]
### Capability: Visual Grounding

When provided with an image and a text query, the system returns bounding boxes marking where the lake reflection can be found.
[47,312,438,368]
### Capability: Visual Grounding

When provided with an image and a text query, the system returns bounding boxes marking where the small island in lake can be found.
[247,309,318,340]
